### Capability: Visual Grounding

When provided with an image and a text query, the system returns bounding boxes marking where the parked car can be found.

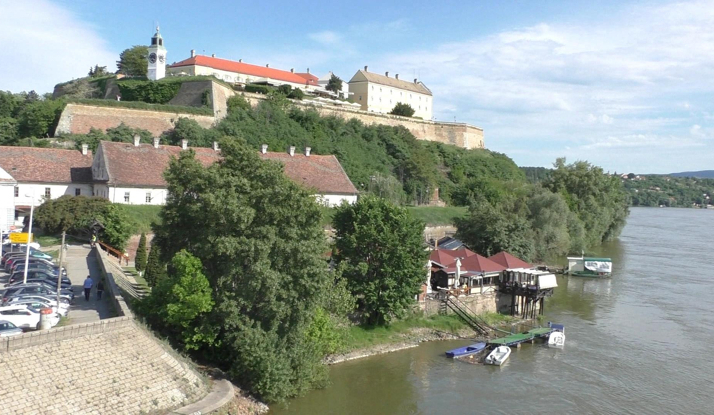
[11,261,66,277]
[0,305,60,330]
[1,284,73,305]
[8,271,72,288]
[6,294,71,306]
[6,298,69,317]
[3,251,53,270]
[0,320,23,337]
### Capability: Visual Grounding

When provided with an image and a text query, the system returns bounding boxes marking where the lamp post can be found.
[22,188,36,284]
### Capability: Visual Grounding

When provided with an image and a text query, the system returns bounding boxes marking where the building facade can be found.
[348,67,433,120]
[147,27,167,81]
[0,167,16,231]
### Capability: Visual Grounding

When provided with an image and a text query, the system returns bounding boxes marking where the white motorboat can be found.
[548,331,565,347]
[484,346,511,366]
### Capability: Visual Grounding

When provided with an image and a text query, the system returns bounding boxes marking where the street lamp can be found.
[22,188,36,284]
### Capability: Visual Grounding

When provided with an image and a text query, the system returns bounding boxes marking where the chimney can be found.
[266,63,270,68]
[289,146,295,157]
[290,68,294,73]
[414,78,418,83]
[181,139,188,150]
[307,68,310,74]
[395,74,399,80]
[211,53,216,58]
[239,59,242,63]
[305,146,311,156]
[153,138,160,149]
[191,49,196,58]
[261,144,268,154]
[364,65,368,71]
[213,141,220,151]
[385,71,389,77]
[133,134,140,147]
[81,143,88,156]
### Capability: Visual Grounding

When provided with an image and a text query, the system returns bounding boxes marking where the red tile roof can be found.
[295,73,319,85]
[259,152,358,195]
[488,252,533,269]
[0,146,92,184]
[99,141,358,195]
[429,248,476,266]
[98,141,221,187]
[446,254,506,274]
[169,55,314,85]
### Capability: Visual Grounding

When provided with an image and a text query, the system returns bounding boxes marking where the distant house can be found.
[348,66,433,120]
[318,71,350,99]
[0,146,93,214]
[428,248,507,294]
[167,52,319,90]
[0,167,16,231]
[93,139,358,207]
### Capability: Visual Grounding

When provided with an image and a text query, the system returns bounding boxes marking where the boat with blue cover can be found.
[445,342,486,358]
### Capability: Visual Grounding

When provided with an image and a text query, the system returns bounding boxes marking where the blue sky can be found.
[1,0,713,174]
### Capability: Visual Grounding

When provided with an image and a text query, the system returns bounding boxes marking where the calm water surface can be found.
[271,207,714,414]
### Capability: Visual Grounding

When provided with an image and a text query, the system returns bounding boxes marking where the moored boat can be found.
[566,255,612,278]
[484,345,511,365]
[445,342,486,358]
[548,331,565,347]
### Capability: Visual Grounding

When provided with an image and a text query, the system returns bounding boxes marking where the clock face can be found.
[158,54,165,63]
[148,53,157,64]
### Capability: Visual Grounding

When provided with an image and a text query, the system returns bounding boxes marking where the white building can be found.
[318,72,350,99]
[93,139,358,207]
[0,146,94,221]
[0,167,16,231]
[348,66,433,120]
[147,27,167,81]
[167,52,320,91]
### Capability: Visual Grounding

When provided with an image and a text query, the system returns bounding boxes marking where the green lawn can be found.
[122,205,162,234]
[406,206,468,226]
[35,235,63,247]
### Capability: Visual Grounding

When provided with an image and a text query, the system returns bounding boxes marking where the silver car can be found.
[0,320,23,337]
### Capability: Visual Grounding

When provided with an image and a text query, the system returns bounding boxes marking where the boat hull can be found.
[548,331,565,347]
[445,342,486,358]
[484,346,511,365]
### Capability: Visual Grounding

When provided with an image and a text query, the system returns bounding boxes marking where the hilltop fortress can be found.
[55,29,484,150]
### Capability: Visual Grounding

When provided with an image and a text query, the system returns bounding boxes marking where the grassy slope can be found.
[122,205,162,234]
[405,206,468,226]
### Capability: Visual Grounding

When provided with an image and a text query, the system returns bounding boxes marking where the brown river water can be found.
[271,207,714,414]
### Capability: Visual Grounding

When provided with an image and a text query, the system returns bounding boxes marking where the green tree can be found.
[141,250,216,350]
[389,102,415,117]
[332,196,426,325]
[226,94,252,113]
[152,139,331,402]
[117,46,148,77]
[17,99,64,138]
[88,65,109,78]
[97,204,133,250]
[162,117,216,147]
[287,88,304,100]
[135,233,148,272]
[325,74,342,94]
[277,84,293,96]
[144,243,166,287]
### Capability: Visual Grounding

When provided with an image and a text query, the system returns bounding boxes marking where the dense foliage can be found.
[389,102,415,117]
[116,78,183,104]
[67,122,153,152]
[325,74,343,94]
[623,175,714,207]
[521,166,552,183]
[144,242,166,287]
[135,233,148,272]
[0,91,64,144]
[333,197,427,325]
[117,46,148,77]
[34,196,132,249]
[148,140,333,402]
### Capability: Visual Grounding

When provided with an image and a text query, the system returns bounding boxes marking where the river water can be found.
[271,207,714,414]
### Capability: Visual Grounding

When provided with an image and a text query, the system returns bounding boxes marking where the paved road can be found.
[0,244,113,324]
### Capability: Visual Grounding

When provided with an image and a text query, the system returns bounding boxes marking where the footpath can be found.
[63,244,114,323]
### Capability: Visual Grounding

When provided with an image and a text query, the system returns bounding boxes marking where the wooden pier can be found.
[487,327,554,347]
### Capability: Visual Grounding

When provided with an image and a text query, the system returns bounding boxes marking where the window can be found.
[14,187,18,197]
[359,95,362,101]
[44,188,51,198]
[124,192,130,203]
[145,192,152,203]
[75,188,81,196]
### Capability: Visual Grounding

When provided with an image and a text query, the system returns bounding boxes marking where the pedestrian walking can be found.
[83,275,94,301]
[96,280,104,300]
[90,234,97,248]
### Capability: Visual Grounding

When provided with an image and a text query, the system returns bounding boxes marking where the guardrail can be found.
[95,245,143,305]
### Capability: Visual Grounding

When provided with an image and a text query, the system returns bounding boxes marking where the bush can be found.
[65,98,214,116]
[245,84,270,94]
[287,88,304,100]
[117,79,182,104]
[277,84,292,95]
[389,102,415,117]
[135,233,148,272]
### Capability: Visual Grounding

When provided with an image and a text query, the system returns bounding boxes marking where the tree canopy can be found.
[149,139,332,402]
[333,196,426,325]
[117,46,148,77]
[389,102,415,117]
[325,74,343,94]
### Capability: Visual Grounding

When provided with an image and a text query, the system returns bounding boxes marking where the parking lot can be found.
[0,244,113,329]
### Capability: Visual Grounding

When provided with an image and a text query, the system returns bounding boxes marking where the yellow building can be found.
[348,66,433,119]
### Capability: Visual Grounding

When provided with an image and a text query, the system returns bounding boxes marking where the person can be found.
[90,234,97,248]
[83,275,94,301]
[123,252,130,266]
[96,280,104,300]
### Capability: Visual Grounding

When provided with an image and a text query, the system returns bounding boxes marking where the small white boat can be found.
[484,346,511,365]
[548,331,565,347]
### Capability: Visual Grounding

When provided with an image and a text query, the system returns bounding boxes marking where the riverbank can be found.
[325,313,521,365]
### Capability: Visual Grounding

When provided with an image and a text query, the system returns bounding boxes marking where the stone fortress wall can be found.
[55,80,484,150]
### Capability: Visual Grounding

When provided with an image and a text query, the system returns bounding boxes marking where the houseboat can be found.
[566,255,612,278]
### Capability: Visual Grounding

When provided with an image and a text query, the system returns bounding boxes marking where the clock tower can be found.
[147,26,166,81]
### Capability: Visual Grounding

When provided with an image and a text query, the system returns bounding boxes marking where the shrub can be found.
[65,98,214,116]
[287,88,304,100]
[389,102,415,117]
[245,84,270,94]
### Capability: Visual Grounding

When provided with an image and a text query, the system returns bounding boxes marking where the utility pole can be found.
[22,187,36,284]
[57,231,66,309]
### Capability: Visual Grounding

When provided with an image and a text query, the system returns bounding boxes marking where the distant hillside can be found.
[669,170,714,178]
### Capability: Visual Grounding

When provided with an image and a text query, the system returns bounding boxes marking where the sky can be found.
[1,0,713,174]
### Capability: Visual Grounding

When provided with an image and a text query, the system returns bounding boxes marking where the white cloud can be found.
[0,1,116,93]
[308,31,341,46]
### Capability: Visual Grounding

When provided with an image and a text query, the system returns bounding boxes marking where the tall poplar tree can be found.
[135,232,148,272]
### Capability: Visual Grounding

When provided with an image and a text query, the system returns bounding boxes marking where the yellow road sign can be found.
[8,233,33,243]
